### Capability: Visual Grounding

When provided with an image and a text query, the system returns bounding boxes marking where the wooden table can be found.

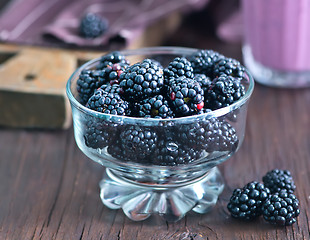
[1,13,310,240]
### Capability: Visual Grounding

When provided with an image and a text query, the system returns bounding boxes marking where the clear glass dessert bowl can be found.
[66,47,254,222]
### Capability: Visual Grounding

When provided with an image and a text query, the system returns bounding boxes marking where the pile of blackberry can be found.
[76,49,247,166]
[227,169,300,226]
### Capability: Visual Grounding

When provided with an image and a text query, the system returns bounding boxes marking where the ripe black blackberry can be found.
[107,139,130,162]
[153,139,203,166]
[96,51,129,70]
[189,49,224,77]
[137,95,174,119]
[77,69,107,105]
[86,88,130,116]
[206,119,239,152]
[164,57,194,82]
[227,181,270,220]
[167,77,204,116]
[177,118,238,152]
[263,169,296,194]
[262,190,300,226]
[119,59,164,101]
[193,74,212,106]
[84,119,118,149]
[99,83,123,95]
[120,125,158,162]
[205,74,245,110]
[79,13,108,38]
[213,58,245,79]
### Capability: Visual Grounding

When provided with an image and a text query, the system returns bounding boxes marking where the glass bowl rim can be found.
[66,46,255,123]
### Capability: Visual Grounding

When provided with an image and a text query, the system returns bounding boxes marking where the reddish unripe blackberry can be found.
[102,63,128,85]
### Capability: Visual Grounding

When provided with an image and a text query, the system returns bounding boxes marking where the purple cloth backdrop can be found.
[0,0,241,49]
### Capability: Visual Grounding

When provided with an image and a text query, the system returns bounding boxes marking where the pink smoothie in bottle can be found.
[242,0,310,87]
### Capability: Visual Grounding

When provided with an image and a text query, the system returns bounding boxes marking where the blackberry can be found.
[99,83,123,95]
[189,49,224,76]
[102,63,128,85]
[205,75,245,110]
[263,169,296,194]
[137,95,174,119]
[79,13,108,38]
[167,77,204,116]
[119,59,164,101]
[77,69,107,104]
[84,119,118,149]
[213,58,245,79]
[86,88,130,115]
[194,74,212,107]
[107,139,130,162]
[227,181,270,220]
[177,118,238,152]
[153,139,203,166]
[206,119,239,152]
[262,191,300,226]
[96,51,129,70]
[120,125,158,162]
[164,57,194,82]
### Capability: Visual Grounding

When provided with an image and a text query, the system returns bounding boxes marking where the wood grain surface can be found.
[1,8,310,240]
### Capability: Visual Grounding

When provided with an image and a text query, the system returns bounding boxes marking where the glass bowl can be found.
[66,47,254,222]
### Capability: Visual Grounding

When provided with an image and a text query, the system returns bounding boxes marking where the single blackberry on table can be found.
[119,59,164,101]
[86,88,130,115]
[79,13,108,38]
[137,95,174,119]
[84,119,118,149]
[164,57,194,82]
[153,139,203,166]
[167,77,204,116]
[120,125,158,162]
[262,190,300,226]
[189,49,224,76]
[213,57,245,79]
[77,69,107,105]
[227,181,270,220]
[263,169,296,194]
[96,51,129,70]
[205,74,245,110]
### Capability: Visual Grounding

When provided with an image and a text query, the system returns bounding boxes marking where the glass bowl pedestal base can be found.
[99,167,224,222]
